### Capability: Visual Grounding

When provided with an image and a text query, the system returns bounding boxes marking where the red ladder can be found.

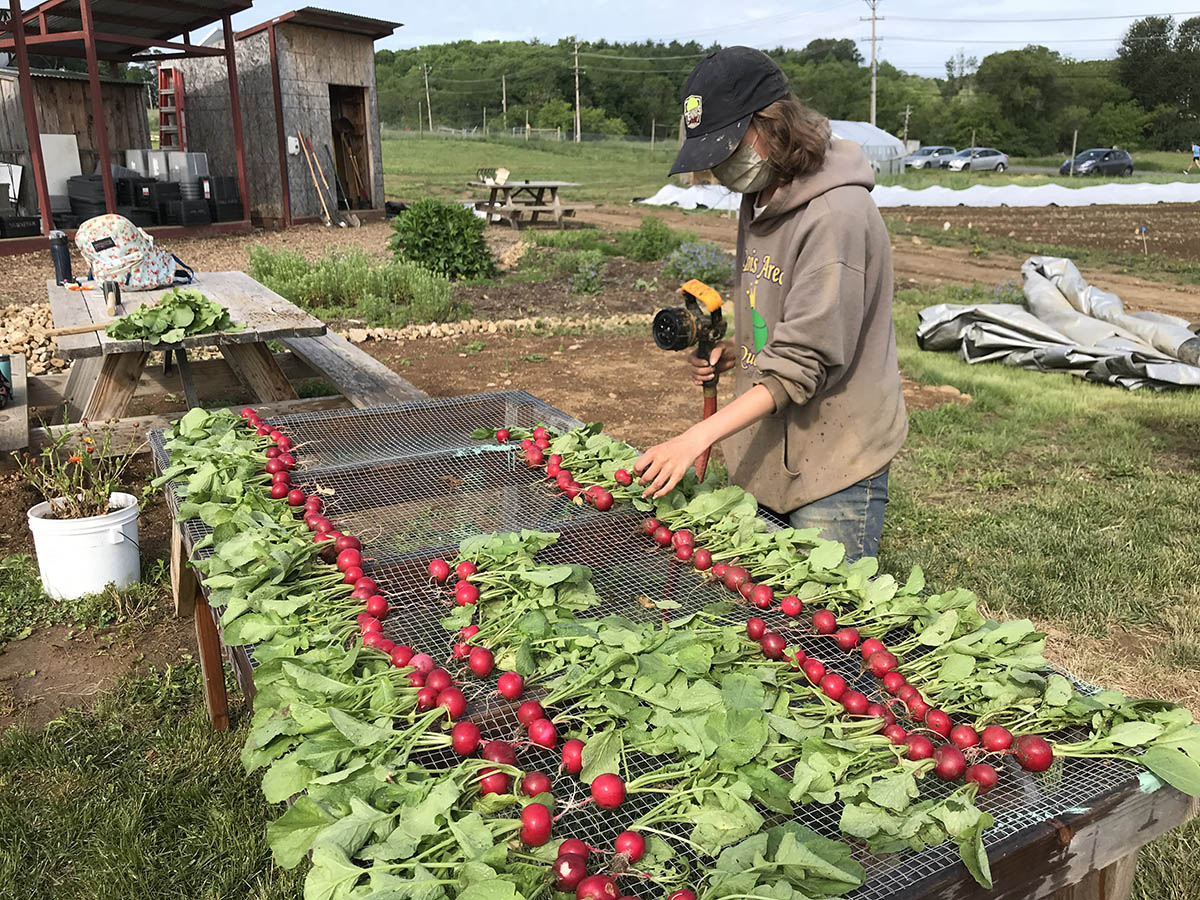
[157,65,186,150]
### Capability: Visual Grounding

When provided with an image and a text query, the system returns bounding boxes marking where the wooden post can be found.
[268,24,291,227]
[223,13,251,223]
[194,591,230,731]
[79,0,116,213]
[6,0,54,234]
[1070,128,1078,177]
[170,522,197,616]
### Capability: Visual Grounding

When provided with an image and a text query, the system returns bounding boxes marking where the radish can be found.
[468,647,495,677]
[416,687,438,710]
[557,471,574,488]
[533,427,549,441]
[1013,734,1054,771]
[667,891,696,900]
[614,469,633,485]
[429,559,450,582]
[409,653,435,674]
[360,617,382,635]
[276,436,292,451]
[576,875,618,900]
[750,584,774,609]
[279,453,296,469]
[456,560,477,580]
[336,535,361,552]
[558,838,589,859]
[408,671,426,687]
[860,638,885,660]
[451,721,481,755]
[479,768,511,795]
[286,491,304,508]
[834,627,861,651]
[781,595,802,617]
[304,493,322,509]
[882,672,907,694]
[355,612,373,628]
[897,685,919,703]
[562,739,585,774]
[271,471,290,486]
[390,645,413,667]
[738,581,753,600]
[759,632,786,659]
[455,582,480,606]
[269,483,289,500]
[934,744,967,780]
[614,831,645,862]
[950,725,980,749]
[496,428,510,442]
[377,639,395,655]
[269,430,283,442]
[868,651,898,677]
[548,454,563,467]
[675,544,694,562]
[564,482,583,499]
[517,701,545,726]
[240,408,257,418]
[925,709,952,738]
[337,549,362,571]
[819,673,847,701]
[652,526,673,546]
[812,610,837,634]
[712,563,729,578]
[312,517,333,533]
[453,643,471,660]
[554,854,588,891]
[723,566,749,591]
[256,425,271,436]
[966,762,999,793]
[521,772,551,797]
[534,437,551,451]
[883,723,908,744]
[671,530,694,549]
[497,672,524,699]
[437,688,466,719]
[591,773,625,809]
[840,690,869,715]
[365,596,388,618]
[906,696,930,722]
[529,718,558,748]
[426,669,452,693]
[547,463,562,478]
[460,625,480,639]
[905,734,935,760]
[802,659,826,684]
[266,458,285,474]
[352,578,378,596]
[746,617,766,640]
[482,740,516,765]
[787,648,807,669]
[692,548,712,570]
[525,447,544,467]
[591,489,614,512]
[981,725,1013,752]
[520,802,552,845]
[362,632,386,651]
[341,567,363,585]
[304,512,324,530]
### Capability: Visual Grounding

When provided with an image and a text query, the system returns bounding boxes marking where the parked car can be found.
[1058,148,1134,176]
[904,145,956,169]
[940,148,1009,171]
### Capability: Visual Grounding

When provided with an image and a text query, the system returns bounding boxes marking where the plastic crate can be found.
[164,199,211,226]
[138,181,181,210]
[120,206,157,228]
[208,199,243,222]
[68,198,108,220]
[200,175,240,203]
[67,175,106,203]
[1,215,41,238]
[168,151,208,182]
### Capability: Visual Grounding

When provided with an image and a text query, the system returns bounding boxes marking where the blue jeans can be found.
[787,470,889,563]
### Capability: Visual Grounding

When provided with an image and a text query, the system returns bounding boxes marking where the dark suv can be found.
[1059,149,1134,176]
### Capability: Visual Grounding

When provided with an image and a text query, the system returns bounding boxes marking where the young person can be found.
[632,47,907,561]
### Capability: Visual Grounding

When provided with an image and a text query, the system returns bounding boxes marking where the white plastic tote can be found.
[26,492,141,600]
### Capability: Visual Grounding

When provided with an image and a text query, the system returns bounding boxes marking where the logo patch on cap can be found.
[683,95,702,129]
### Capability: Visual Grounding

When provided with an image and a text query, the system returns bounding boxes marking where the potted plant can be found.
[17,427,141,600]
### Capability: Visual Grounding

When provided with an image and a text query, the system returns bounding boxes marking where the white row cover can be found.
[639,180,1200,211]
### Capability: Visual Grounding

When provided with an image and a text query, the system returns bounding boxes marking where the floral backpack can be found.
[75,214,194,290]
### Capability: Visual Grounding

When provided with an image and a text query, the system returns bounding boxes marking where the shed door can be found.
[329,84,371,208]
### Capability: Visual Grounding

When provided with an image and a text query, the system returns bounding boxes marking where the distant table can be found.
[468,180,594,230]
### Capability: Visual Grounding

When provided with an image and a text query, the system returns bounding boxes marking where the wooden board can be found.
[83,352,150,422]
[47,272,326,359]
[61,355,104,423]
[0,353,28,452]
[281,332,426,408]
[220,343,299,403]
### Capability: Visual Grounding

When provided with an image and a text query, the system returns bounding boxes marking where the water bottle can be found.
[49,230,72,285]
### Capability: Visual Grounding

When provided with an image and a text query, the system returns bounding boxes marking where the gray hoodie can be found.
[721,138,908,511]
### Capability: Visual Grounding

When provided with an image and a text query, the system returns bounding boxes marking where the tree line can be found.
[375,15,1198,156]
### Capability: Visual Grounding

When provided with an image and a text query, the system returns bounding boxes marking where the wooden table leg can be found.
[550,187,565,229]
[61,355,105,423]
[487,187,499,224]
[194,590,230,732]
[530,187,547,225]
[174,349,200,409]
[170,522,196,617]
[1048,850,1137,900]
[82,352,150,422]
[220,343,299,403]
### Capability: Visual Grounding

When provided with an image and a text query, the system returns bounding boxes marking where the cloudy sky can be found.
[219,0,1181,75]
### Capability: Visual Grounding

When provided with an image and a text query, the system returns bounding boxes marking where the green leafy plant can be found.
[14,427,137,519]
[556,249,606,294]
[390,198,498,281]
[614,216,696,261]
[662,241,736,286]
[105,287,240,345]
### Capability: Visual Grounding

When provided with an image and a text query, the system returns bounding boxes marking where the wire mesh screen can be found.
[150,392,1141,900]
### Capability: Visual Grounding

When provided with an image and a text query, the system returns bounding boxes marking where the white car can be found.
[941,147,1009,172]
[904,145,956,169]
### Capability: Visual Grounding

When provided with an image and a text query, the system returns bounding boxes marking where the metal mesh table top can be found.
[149,392,1141,900]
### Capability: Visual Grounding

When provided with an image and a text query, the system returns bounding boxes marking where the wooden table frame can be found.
[468,180,594,230]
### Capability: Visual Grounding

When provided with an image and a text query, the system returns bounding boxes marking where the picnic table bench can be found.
[469,180,594,230]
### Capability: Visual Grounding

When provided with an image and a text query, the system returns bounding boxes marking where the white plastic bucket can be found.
[26,492,141,600]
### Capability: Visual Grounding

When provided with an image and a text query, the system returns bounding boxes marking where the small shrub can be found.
[661,241,735,287]
[527,229,620,255]
[614,216,696,261]
[390,198,497,281]
[559,249,607,294]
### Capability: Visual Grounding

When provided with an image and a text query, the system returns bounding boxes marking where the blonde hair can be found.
[752,94,831,180]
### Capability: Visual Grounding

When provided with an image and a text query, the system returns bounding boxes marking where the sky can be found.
[209,0,1192,76]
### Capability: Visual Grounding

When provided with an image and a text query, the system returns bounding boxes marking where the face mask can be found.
[712,140,774,193]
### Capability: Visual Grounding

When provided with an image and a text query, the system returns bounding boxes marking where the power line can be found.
[577,51,707,60]
[889,10,1200,23]
[871,34,1182,44]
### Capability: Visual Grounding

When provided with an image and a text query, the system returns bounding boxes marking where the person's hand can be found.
[689,340,736,386]
[633,427,712,499]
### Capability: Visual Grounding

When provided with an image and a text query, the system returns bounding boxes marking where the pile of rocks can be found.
[0,303,66,375]
[341,312,653,345]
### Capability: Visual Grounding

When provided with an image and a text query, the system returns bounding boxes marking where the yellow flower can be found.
[83,436,94,445]
[68,455,83,464]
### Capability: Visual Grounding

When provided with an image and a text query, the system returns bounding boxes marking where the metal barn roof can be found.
[236,7,400,41]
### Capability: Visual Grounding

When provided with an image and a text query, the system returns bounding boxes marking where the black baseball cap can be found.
[669,47,790,176]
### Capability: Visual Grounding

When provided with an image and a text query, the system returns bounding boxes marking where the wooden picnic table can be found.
[468,179,594,230]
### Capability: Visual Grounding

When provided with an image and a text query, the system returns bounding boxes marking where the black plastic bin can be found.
[208,199,243,222]
[1,216,42,238]
[163,199,212,226]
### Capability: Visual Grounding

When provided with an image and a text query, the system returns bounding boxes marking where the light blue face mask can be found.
[712,140,774,193]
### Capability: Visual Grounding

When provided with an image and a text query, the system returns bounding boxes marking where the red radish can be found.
[360,617,382,635]
[521,772,551,797]
[591,489,614,512]
[981,725,1013,752]
[781,595,802,617]
[451,721,480,755]
[525,447,544,466]
[819,673,847,701]
[286,489,305,506]
[304,512,324,530]
[882,672,907,694]
[868,651,898,677]
[614,830,645,862]
[812,610,837,634]
[496,428,510,442]
[866,702,886,718]
[455,582,480,606]
[591,773,625,809]
[362,632,386,650]
[479,768,511,796]
[416,687,438,710]
[671,530,694,549]
[335,535,361,552]
[614,469,633,485]
[760,632,786,659]
[1013,734,1054,771]
[835,627,861,651]
[269,430,283,442]
[529,718,558,748]
[390,645,413,667]
[841,690,870,715]
[557,471,574,489]
[803,659,826,684]
[352,578,378,596]
[534,437,551,450]
[256,425,271,436]
[723,566,750,591]
[576,875,618,900]
[750,584,774,609]
[429,559,450,582]
[667,892,696,900]
[897,685,919,703]
[860,638,885,660]
[675,544,694,562]
[934,744,968,780]
[270,483,289,500]
[460,625,480,639]
[548,454,562,467]
[426,669,452,693]
[468,647,495,677]
[266,458,285,474]
[365,596,388,618]
[563,482,583,499]
[497,672,524,699]
[712,563,729,578]
[453,643,471,660]
[950,725,980,749]
[558,838,589,859]
[456,560,477,580]
[275,436,292,451]
[925,709,953,738]
[408,671,426,688]
[693,548,713,570]
[906,697,930,722]
[562,739,585,774]
[355,612,373,628]
[554,854,588,891]
[279,454,296,469]
[437,687,467,719]
[883,723,908,744]
[533,427,549,441]
[520,802,552,846]
[738,582,753,599]
[271,471,290,486]
[312,517,333,534]
[788,648,807,669]
[240,408,257,418]
[341,566,364,585]
[746,617,766,640]
[303,494,320,510]
[652,526,673,546]
[482,740,517,765]
[517,700,545,726]
[409,653,435,674]
[905,734,935,760]
[521,439,534,451]
[547,463,562,479]
[377,639,395,655]
[966,763,999,793]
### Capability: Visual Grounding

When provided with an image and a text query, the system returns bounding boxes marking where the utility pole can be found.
[861,0,882,126]
[573,37,582,143]
[418,100,422,135]
[901,104,911,145]
[1069,128,1078,176]
[502,74,507,129]
[423,63,433,131]
[483,106,487,136]
[651,118,655,150]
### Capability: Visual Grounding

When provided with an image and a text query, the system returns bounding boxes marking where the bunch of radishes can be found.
[550,834,650,900]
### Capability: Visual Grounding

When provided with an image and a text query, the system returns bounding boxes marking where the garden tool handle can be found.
[694,382,719,483]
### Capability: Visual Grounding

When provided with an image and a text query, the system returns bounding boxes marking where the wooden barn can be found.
[174,8,398,228]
